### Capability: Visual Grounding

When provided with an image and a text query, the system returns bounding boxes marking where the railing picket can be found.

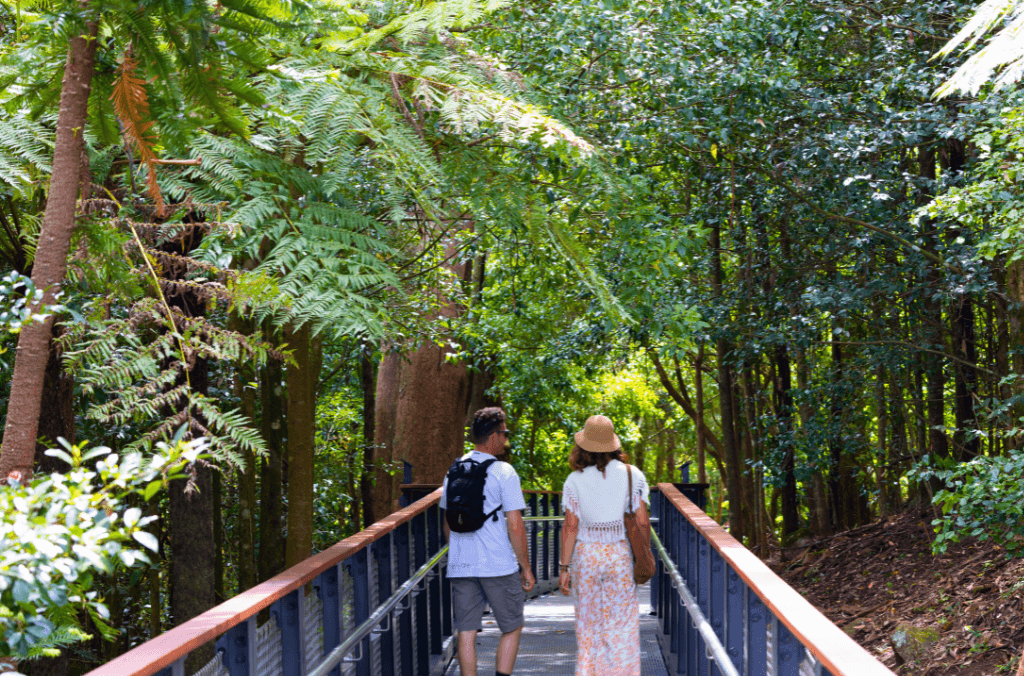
[372,534,395,676]
[668,507,679,657]
[541,494,550,581]
[776,617,802,676]
[552,494,561,586]
[725,568,743,673]
[395,523,413,676]
[270,588,305,676]
[439,510,453,639]
[697,532,710,676]
[686,520,698,676]
[532,491,540,581]
[412,512,429,675]
[318,566,341,676]
[675,508,686,676]
[747,590,767,676]
[426,506,443,657]
[344,549,371,676]
[216,616,257,676]
[155,656,186,676]
[710,549,726,676]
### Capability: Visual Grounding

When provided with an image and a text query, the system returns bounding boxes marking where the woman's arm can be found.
[558,509,579,595]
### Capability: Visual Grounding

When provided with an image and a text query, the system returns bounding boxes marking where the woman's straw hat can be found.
[574,415,621,454]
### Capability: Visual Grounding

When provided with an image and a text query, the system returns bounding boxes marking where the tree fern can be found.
[934,0,1024,97]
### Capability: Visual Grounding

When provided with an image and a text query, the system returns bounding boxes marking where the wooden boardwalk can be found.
[446,583,668,675]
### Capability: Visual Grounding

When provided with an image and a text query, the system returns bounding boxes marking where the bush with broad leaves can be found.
[0,436,209,666]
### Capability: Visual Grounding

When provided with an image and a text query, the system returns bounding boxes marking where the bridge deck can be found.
[446,583,667,676]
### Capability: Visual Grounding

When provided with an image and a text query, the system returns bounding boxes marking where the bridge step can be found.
[445,584,667,675]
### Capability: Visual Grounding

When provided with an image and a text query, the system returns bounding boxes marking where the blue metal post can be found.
[412,512,430,675]
[528,494,538,580]
[724,567,743,672]
[541,494,550,581]
[344,548,371,676]
[552,494,561,579]
[270,589,303,676]
[710,550,726,676]
[651,490,660,619]
[319,565,342,676]
[395,523,413,676]
[399,463,414,507]
[686,520,698,676]
[697,532,710,676]
[440,509,453,638]
[426,506,444,655]
[668,507,678,654]
[746,588,767,676]
[674,509,686,675]
[679,462,691,484]
[216,617,256,676]
[775,617,803,676]
[373,533,396,676]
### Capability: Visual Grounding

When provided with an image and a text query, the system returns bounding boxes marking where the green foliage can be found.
[915,451,1024,556]
[0,438,207,662]
[62,299,271,465]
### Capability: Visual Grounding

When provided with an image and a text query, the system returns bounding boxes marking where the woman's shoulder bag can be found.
[623,464,656,585]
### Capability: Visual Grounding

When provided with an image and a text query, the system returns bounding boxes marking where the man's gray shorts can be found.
[451,572,524,633]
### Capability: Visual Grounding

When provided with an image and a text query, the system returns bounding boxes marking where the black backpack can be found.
[445,456,502,533]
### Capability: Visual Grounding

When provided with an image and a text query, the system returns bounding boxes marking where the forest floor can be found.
[769,508,1024,675]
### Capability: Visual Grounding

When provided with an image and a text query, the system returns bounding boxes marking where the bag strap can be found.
[625,463,634,516]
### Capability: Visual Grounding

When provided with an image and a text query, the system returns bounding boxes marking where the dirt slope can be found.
[769,509,1024,675]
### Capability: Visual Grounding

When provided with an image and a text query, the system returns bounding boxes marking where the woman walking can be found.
[558,415,650,676]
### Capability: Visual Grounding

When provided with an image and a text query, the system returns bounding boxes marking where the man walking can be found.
[441,407,535,676]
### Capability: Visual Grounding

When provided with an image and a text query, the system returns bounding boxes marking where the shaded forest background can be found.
[3,0,1024,673]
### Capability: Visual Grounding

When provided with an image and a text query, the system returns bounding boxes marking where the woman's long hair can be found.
[569,444,629,477]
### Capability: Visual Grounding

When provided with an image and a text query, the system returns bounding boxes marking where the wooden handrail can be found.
[85,489,444,676]
[657,484,895,676]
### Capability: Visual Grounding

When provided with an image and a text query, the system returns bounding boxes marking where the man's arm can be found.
[505,510,532,573]
[444,519,450,543]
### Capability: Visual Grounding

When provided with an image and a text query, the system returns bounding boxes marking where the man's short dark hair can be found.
[472,407,506,442]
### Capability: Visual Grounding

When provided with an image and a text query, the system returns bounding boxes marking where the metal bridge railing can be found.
[652,484,896,676]
[85,489,456,676]
[84,489,569,676]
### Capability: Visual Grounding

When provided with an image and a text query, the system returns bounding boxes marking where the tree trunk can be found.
[373,351,401,520]
[774,344,799,536]
[0,22,99,482]
[874,363,890,520]
[258,341,286,582]
[920,146,950,465]
[213,469,224,602]
[711,218,746,539]
[33,325,75,474]
[163,225,216,671]
[665,426,676,482]
[285,324,320,567]
[694,345,707,484]
[384,342,468,489]
[739,367,759,539]
[360,347,377,528]
[655,426,666,484]
[795,347,829,535]
[233,316,258,592]
[828,330,855,532]
[887,366,907,511]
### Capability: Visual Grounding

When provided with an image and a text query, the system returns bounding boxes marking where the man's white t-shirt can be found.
[439,450,527,578]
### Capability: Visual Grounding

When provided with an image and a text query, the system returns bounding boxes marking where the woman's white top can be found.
[562,459,650,543]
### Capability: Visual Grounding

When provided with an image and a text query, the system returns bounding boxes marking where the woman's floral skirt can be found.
[572,539,640,676]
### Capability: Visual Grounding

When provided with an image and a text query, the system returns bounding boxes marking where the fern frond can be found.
[110,54,165,214]
[935,0,1024,96]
